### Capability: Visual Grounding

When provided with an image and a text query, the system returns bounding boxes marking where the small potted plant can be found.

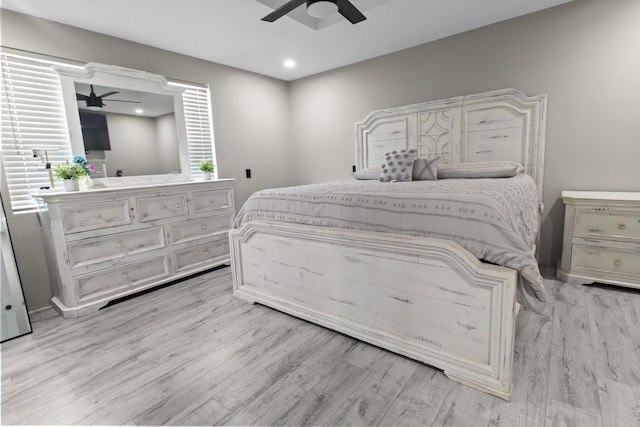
[198,159,214,180]
[52,157,94,191]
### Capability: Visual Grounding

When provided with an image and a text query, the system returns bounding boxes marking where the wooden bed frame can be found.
[230,88,547,400]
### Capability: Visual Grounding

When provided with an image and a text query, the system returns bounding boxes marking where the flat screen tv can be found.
[79,111,111,151]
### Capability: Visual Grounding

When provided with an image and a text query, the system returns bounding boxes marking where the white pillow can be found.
[412,158,439,181]
[352,166,381,180]
[437,161,524,179]
[379,149,417,182]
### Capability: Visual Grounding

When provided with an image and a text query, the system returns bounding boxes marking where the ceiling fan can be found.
[76,85,140,111]
[262,0,366,24]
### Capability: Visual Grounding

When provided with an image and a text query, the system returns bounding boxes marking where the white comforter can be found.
[234,175,546,313]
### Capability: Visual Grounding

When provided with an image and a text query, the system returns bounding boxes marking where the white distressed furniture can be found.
[230,88,547,400]
[557,191,640,289]
[36,180,234,318]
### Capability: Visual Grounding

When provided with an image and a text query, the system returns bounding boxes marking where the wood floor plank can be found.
[545,399,602,427]
[324,352,419,426]
[377,365,454,426]
[489,278,556,427]
[3,268,640,426]
[586,292,640,386]
[547,300,600,411]
[273,361,369,426]
[596,380,640,427]
[429,382,496,427]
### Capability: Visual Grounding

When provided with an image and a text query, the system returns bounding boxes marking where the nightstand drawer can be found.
[137,193,188,222]
[67,226,165,268]
[574,210,640,241]
[572,244,640,278]
[61,200,132,233]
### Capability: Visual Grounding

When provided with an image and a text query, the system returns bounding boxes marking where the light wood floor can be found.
[2,266,640,426]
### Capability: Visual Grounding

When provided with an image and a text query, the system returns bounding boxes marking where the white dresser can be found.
[557,191,640,289]
[36,179,235,318]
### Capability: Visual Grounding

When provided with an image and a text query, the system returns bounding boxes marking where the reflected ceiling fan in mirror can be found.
[262,0,366,24]
[76,84,140,111]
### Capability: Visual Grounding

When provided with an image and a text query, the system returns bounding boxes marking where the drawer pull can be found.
[204,250,210,255]
[618,224,626,230]
[175,205,181,209]
[614,260,622,267]
[160,204,167,209]
[201,225,207,230]
[117,242,124,248]
[122,273,129,279]
[209,199,216,204]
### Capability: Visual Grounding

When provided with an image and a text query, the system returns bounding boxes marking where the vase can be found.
[63,179,79,192]
[79,175,94,190]
[202,171,212,180]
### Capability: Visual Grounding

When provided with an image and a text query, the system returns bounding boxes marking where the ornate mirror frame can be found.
[54,62,191,181]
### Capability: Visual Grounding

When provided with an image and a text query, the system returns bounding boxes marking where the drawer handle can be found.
[204,250,210,255]
[160,204,167,209]
[175,205,181,209]
[618,224,626,230]
[209,199,216,204]
[201,225,207,230]
[117,241,123,248]
[615,260,622,267]
[122,273,129,279]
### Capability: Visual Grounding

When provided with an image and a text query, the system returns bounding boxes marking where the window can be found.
[173,82,217,178]
[1,53,74,213]
[1,52,217,214]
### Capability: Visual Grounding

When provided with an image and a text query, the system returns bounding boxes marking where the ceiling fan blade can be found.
[336,0,366,24]
[261,0,306,22]
[99,91,119,99]
[76,94,89,101]
[109,99,141,103]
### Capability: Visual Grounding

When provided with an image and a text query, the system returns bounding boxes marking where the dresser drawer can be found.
[173,236,229,272]
[571,244,640,278]
[76,255,170,302]
[67,226,165,268]
[170,212,233,244]
[192,189,233,213]
[61,200,132,233]
[137,194,188,222]
[574,210,640,241]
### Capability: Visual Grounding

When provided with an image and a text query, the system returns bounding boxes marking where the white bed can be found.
[229,88,547,400]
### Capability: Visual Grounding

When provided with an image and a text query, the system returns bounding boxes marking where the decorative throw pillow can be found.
[352,166,382,180]
[437,161,525,179]
[379,149,417,182]
[412,158,439,181]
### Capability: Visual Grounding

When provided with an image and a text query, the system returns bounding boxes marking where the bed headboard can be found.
[355,88,547,194]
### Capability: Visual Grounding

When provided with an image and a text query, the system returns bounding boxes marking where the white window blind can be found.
[1,54,73,213]
[174,83,217,177]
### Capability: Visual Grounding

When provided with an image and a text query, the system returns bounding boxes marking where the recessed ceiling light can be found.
[135,108,144,114]
[283,59,296,68]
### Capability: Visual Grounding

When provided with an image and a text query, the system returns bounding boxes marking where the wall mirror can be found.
[55,63,190,180]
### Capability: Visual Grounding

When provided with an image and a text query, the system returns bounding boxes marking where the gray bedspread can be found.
[234,175,546,313]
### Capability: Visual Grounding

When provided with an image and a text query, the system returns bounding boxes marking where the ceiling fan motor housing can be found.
[307,0,338,18]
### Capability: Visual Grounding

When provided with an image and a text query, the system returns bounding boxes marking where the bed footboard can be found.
[229,221,518,400]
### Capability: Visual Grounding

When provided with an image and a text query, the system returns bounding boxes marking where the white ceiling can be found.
[1,0,573,81]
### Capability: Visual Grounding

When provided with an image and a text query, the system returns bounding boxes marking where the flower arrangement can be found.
[197,159,214,173]
[53,157,94,180]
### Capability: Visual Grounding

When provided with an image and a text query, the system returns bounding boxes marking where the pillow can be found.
[437,161,525,179]
[379,149,417,182]
[352,166,381,180]
[412,158,439,181]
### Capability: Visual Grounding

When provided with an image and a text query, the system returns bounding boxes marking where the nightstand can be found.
[557,191,640,288]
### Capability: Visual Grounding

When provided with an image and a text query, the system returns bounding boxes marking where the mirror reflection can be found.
[74,82,180,177]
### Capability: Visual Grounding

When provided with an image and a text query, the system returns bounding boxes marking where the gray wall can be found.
[288,0,640,268]
[1,10,293,310]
